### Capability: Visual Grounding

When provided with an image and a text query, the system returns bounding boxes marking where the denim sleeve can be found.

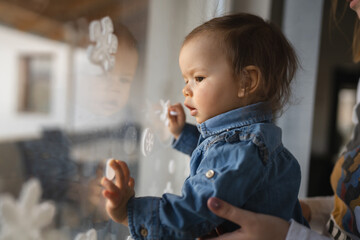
[172,123,200,156]
[127,140,266,240]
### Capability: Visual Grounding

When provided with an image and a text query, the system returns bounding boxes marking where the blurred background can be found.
[0,0,359,239]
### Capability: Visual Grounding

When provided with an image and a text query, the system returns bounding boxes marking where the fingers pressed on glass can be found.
[102,189,120,205]
[128,177,135,188]
[110,160,125,187]
[101,177,119,193]
[119,161,131,182]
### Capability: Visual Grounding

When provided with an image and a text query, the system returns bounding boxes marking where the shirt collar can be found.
[196,102,273,138]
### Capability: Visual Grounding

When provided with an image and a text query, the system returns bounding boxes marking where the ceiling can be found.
[0,0,148,45]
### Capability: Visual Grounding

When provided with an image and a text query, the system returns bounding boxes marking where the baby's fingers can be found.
[168,103,185,119]
[102,189,120,206]
[119,161,131,182]
[101,177,119,193]
[110,160,132,189]
[101,178,121,205]
[117,161,131,188]
[109,160,125,187]
[128,177,135,188]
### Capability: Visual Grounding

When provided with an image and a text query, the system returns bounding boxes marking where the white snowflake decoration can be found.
[168,160,175,174]
[156,99,178,127]
[163,182,174,194]
[0,178,56,240]
[105,158,116,181]
[157,99,170,126]
[141,128,154,157]
[87,16,118,72]
[74,229,97,240]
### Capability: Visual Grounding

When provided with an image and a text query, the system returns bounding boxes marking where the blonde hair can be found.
[331,0,360,62]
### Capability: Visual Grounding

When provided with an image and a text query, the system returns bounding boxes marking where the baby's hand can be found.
[168,103,186,139]
[101,159,135,226]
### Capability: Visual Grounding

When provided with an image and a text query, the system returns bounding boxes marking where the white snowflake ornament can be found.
[168,160,175,174]
[156,99,178,126]
[141,128,154,157]
[74,228,97,240]
[0,178,56,240]
[105,158,116,181]
[87,16,118,72]
[163,182,174,194]
[158,99,170,126]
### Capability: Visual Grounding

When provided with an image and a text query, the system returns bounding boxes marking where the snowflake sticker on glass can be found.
[163,181,174,194]
[156,99,178,126]
[87,16,118,72]
[141,128,154,157]
[74,229,97,240]
[0,178,56,240]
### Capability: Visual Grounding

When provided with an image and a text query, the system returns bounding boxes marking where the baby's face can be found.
[87,43,138,116]
[179,35,243,123]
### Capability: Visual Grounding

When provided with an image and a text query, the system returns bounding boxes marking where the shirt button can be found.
[140,227,148,237]
[205,170,215,178]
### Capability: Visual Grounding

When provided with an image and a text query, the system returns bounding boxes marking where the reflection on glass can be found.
[0,0,148,239]
[81,24,138,118]
[18,54,52,114]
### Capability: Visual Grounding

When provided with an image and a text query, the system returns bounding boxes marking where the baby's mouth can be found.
[185,104,197,116]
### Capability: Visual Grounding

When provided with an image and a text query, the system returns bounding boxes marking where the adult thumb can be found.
[207,197,251,227]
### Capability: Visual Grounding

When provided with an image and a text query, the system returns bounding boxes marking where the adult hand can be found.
[300,200,312,222]
[101,159,135,226]
[207,197,290,240]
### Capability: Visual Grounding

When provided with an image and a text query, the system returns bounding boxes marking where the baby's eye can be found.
[195,76,204,82]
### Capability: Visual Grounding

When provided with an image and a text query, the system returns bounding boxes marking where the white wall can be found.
[233,0,272,19]
[0,25,71,141]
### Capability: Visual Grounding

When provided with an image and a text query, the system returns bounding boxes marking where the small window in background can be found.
[17,54,52,114]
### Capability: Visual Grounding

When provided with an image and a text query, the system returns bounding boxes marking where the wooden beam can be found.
[0,1,68,42]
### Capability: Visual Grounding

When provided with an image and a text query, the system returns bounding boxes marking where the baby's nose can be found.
[182,85,192,97]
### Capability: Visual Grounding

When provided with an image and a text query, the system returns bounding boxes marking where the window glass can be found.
[0,0,243,239]
[0,1,149,239]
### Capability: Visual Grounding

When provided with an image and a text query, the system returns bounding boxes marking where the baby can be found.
[101,13,308,239]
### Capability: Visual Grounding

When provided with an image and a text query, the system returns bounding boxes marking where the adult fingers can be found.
[207,197,251,227]
[209,231,242,240]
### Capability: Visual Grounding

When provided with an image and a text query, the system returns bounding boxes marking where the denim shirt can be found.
[127,102,307,240]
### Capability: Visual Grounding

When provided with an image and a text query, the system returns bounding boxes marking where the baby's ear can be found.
[237,65,262,98]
